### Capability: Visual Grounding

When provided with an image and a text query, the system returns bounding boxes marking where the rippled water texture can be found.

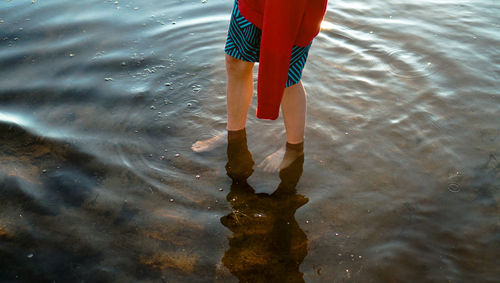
[1,0,499,282]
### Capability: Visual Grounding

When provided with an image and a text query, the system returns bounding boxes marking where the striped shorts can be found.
[224,0,312,87]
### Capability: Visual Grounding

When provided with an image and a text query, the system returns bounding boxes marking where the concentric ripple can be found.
[387,49,437,78]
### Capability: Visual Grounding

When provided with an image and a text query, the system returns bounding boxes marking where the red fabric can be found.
[238,0,328,120]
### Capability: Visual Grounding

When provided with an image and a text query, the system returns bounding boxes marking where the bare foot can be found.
[257,146,285,172]
[279,148,304,171]
[191,131,228,152]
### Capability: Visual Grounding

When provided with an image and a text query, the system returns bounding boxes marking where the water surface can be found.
[1,0,499,282]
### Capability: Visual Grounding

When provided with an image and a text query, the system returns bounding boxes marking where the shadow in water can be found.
[221,130,308,282]
[0,121,113,281]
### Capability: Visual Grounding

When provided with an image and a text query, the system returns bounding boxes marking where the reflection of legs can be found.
[226,54,254,131]
[191,54,253,152]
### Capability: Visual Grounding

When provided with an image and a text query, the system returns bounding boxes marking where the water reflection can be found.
[221,130,308,282]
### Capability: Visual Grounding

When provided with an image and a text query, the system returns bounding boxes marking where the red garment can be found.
[238,0,328,120]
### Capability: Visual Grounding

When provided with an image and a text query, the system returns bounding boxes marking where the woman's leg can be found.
[191,54,254,152]
[281,81,306,144]
[225,54,255,131]
[257,81,306,171]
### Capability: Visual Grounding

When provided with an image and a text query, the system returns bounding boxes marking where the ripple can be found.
[448,183,460,193]
[1,0,499,281]
[387,49,436,78]
[115,140,199,202]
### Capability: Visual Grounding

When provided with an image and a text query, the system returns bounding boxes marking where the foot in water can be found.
[279,142,304,171]
[257,146,285,172]
[191,131,228,152]
[257,142,304,172]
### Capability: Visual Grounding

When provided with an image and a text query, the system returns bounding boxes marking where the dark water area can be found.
[1,0,499,282]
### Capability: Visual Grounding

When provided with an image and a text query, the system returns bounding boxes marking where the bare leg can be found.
[281,81,306,144]
[225,54,254,131]
[258,81,306,171]
[192,54,254,152]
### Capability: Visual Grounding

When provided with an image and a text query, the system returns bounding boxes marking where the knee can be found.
[225,54,253,75]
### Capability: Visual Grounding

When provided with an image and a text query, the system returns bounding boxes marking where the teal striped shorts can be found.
[224,0,312,87]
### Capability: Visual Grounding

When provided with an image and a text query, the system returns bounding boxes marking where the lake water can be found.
[1,0,499,282]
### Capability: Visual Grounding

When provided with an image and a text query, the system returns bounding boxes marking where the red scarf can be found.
[238,0,328,119]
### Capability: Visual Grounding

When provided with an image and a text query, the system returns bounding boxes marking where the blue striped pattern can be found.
[224,0,312,87]
[286,44,311,87]
[224,0,261,62]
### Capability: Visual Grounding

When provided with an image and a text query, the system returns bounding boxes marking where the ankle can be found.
[227,128,247,143]
[286,141,304,153]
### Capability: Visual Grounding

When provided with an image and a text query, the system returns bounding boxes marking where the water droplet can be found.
[335,232,339,236]
[150,105,156,110]
[69,53,74,57]
[201,0,207,3]
[175,153,180,157]
[104,77,113,81]
[27,253,34,258]
[305,220,309,224]
[165,82,172,86]
[218,188,223,191]
[195,174,200,179]
[169,198,174,202]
